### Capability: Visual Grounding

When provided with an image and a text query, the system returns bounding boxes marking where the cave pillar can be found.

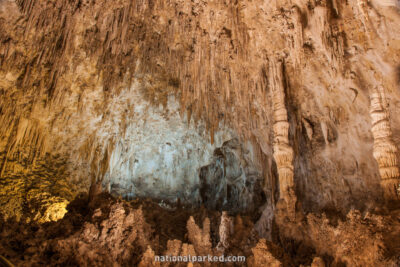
[269,57,297,218]
[370,86,400,202]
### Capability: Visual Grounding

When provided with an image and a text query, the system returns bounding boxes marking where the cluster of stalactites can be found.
[370,86,400,201]
[269,57,297,218]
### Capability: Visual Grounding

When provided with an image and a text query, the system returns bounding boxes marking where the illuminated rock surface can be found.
[0,0,400,265]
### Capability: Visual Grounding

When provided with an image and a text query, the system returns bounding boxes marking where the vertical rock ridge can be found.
[269,56,297,218]
[370,86,400,201]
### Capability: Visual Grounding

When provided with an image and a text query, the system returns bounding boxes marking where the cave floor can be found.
[0,193,400,266]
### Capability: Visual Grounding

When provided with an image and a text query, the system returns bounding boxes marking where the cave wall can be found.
[1,0,400,221]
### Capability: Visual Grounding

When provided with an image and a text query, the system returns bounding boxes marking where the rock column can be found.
[370,86,400,201]
[269,57,297,218]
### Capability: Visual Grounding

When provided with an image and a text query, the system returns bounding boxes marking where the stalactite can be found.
[2,0,400,222]
[269,56,296,218]
[0,118,47,177]
[370,86,400,201]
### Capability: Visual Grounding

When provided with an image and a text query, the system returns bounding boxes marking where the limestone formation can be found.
[139,247,160,267]
[186,216,212,257]
[311,257,326,267]
[0,193,399,266]
[0,0,400,265]
[270,57,297,218]
[216,211,233,252]
[370,86,400,201]
[1,0,400,221]
[248,239,282,267]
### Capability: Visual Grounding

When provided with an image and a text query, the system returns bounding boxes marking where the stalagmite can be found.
[311,257,326,267]
[269,56,297,218]
[370,86,400,201]
[216,211,233,252]
[186,216,212,256]
[1,0,400,265]
[249,239,282,267]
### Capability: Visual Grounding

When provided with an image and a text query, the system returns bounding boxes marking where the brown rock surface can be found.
[1,0,400,219]
[1,0,400,265]
[0,193,398,266]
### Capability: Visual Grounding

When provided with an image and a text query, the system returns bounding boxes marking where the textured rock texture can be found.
[1,0,400,265]
[370,86,400,201]
[1,0,400,220]
[199,138,265,212]
[1,194,399,266]
[0,194,258,266]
